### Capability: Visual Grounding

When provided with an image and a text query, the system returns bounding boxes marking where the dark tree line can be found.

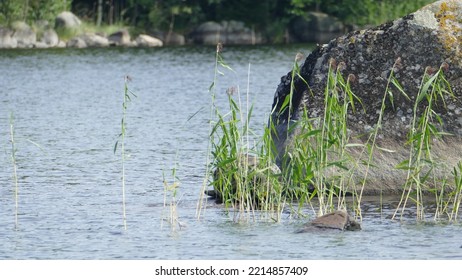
[2,0,433,34]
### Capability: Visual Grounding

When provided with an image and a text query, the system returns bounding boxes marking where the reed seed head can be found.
[425,66,437,76]
[216,43,223,53]
[440,61,449,72]
[329,58,337,69]
[226,86,237,96]
[295,52,304,62]
[393,57,403,72]
[347,73,356,83]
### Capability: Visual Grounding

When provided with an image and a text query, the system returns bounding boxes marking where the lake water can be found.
[1,46,461,260]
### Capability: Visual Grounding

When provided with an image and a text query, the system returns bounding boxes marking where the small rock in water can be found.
[297,210,361,233]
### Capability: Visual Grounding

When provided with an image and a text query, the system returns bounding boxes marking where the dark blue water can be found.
[1,46,461,259]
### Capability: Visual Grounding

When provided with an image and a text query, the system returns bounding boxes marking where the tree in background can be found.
[289,0,434,26]
[1,0,436,39]
[0,0,70,25]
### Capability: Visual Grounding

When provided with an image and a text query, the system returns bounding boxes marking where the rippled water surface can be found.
[1,46,461,259]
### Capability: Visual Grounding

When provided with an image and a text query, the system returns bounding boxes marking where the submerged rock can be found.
[271,0,462,194]
[297,210,361,232]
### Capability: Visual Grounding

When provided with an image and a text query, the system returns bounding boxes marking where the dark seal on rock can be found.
[297,210,361,232]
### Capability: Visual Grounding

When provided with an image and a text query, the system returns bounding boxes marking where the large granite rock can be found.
[80,33,109,47]
[41,29,59,47]
[135,34,163,47]
[55,11,81,29]
[11,21,36,48]
[190,20,262,45]
[66,37,86,48]
[0,27,17,48]
[270,0,462,194]
[108,29,131,46]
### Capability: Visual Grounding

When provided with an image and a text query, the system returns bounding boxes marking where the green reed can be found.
[448,161,462,220]
[197,44,285,221]
[162,169,181,233]
[162,109,202,231]
[393,65,454,221]
[199,45,461,222]
[280,60,364,216]
[352,59,410,219]
[9,113,19,230]
[114,75,137,230]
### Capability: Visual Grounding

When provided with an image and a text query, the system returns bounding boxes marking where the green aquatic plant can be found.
[393,65,455,221]
[199,45,461,223]
[7,113,46,230]
[279,58,366,217]
[9,113,19,230]
[352,58,410,219]
[114,75,137,230]
[162,168,182,233]
[197,44,286,222]
[162,109,202,232]
[448,161,462,220]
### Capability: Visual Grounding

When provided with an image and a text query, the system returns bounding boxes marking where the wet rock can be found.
[108,29,131,46]
[270,0,462,194]
[0,27,17,48]
[135,34,163,47]
[297,210,361,232]
[190,20,262,45]
[289,12,346,44]
[55,11,81,30]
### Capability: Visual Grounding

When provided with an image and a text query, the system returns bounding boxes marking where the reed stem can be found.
[9,113,19,230]
[114,75,136,230]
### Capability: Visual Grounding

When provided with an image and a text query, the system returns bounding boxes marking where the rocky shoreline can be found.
[1,11,347,49]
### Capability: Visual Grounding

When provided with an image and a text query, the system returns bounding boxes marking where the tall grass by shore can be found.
[198,44,462,223]
[393,65,456,221]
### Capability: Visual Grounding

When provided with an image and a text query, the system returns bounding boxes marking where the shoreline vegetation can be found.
[0,0,433,49]
[199,43,462,224]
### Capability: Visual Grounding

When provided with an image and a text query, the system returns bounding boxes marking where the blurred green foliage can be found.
[1,0,434,36]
